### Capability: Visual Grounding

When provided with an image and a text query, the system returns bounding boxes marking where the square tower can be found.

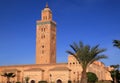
[36,4,56,64]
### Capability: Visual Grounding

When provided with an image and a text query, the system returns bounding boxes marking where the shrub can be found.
[87,72,98,83]
[51,82,55,83]
[96,80,112,83]
[16,82,21,83]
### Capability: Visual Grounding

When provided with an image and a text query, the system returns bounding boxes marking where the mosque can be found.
[0,4,112,83]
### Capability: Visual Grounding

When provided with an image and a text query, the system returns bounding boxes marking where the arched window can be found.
[41,28,43,32]
[42,50,44,54]
[41,34,45,39]
[44,28,45,32]
[42,45,44,48]
[73,62,75,64]
[69,62,72,67]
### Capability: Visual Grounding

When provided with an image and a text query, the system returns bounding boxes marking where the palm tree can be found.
[25,76,30,83]
[1,72,16,83]
[66,41,107,83]
[113,40,120,49]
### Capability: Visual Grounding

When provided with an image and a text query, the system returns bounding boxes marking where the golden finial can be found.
[46,2,48,8]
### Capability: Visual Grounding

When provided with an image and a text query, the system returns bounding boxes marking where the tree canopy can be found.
[1,72,16,83]
[113,40,120,49]
[66,41,107,83]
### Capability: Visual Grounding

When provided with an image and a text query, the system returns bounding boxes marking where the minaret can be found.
[36,4,56,64]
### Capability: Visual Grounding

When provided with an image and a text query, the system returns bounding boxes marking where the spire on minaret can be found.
[46,2,48,8]
[41,2,52,21]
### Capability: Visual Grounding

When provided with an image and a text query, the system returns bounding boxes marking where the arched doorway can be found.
[57,79,62,83]
[31,80,35,83]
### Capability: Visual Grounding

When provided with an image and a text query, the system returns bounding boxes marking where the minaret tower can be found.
[36,4,56,64]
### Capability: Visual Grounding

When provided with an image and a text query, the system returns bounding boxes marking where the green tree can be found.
[113,40,120,49]
[1,72,16,83]
[66,41,107,83]
[87,72,98,83]
[110,64,120,83]
[24,76,30,83]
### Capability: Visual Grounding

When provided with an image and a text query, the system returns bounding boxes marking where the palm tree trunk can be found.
[80,68,87,83]
[114,76,117,83]
[7,77,10,83]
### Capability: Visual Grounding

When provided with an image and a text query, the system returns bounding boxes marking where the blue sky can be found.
[0,0,120,66]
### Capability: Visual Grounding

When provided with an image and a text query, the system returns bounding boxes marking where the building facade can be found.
[0,4,112,83]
